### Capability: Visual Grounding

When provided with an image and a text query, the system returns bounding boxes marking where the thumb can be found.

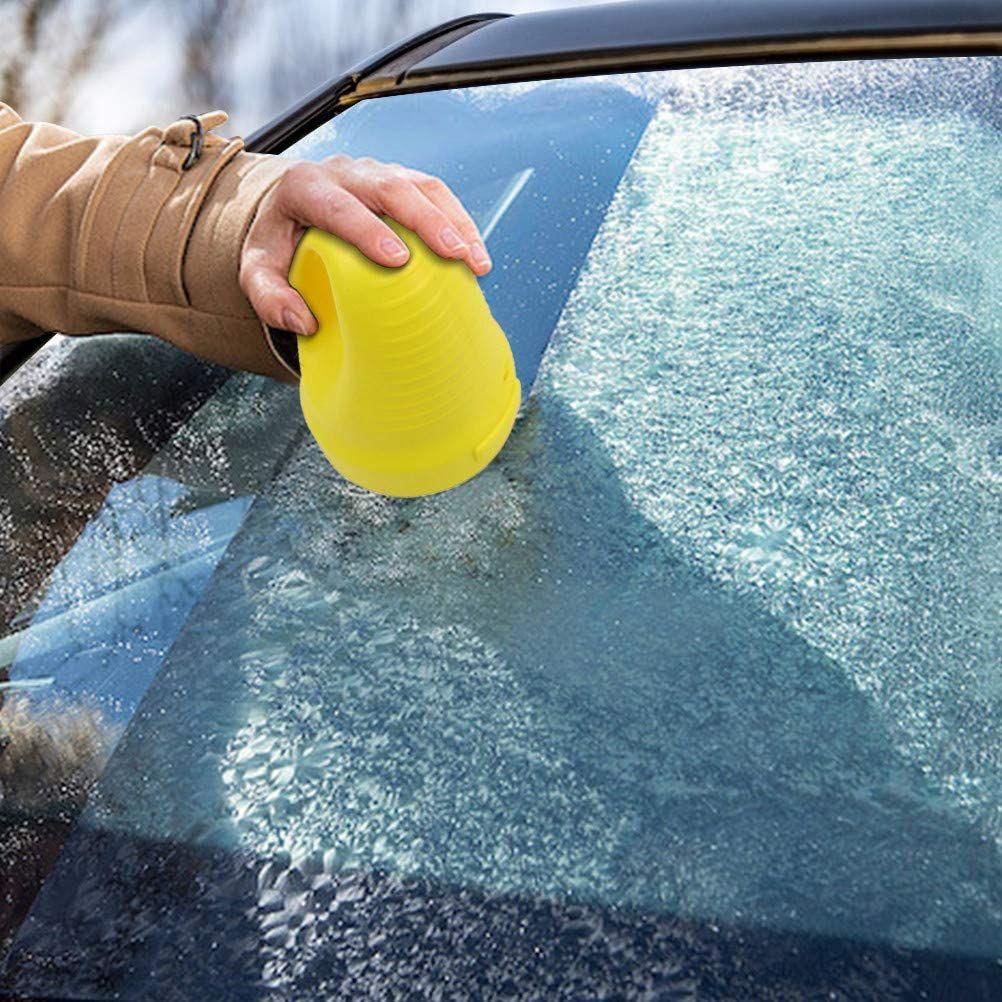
[239,247,318,336]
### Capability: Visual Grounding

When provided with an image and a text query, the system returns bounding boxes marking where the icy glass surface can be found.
[1,58,1000,998]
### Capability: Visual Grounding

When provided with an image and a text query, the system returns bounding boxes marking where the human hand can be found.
[239,155,491,336]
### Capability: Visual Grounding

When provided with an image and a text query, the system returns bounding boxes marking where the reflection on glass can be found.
[479,167,535,241]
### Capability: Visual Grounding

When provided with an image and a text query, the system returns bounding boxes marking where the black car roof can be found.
[409,0,1002,77]
[247,0,1000,154]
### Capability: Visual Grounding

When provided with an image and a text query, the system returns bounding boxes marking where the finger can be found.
[278,167,411,268]
[351,170,473,266]
[240,246,318,335]
[411,172,491,275]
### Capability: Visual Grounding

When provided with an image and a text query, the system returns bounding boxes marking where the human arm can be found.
[0,105,489,381]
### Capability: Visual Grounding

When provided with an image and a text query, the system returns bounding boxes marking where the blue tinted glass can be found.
[292,82,655,392]
[1,58,1000,999]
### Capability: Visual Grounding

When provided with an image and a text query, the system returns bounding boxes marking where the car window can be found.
[1,56,1000,998]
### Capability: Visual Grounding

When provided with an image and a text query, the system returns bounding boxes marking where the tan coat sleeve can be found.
[0,104,294,379]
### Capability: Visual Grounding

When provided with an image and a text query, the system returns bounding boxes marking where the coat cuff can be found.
[182,149,288,318]
[75,111,294,379]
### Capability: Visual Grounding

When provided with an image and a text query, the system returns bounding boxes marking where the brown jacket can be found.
[0,104,293,380]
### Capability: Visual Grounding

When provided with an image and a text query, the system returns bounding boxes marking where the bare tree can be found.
[262,0,438,122]
[0,0,121,122]
[0,0,62,112]
[176,0,247,111]
[45,0,119,122]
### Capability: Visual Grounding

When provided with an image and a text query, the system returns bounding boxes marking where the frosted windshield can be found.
[1,57,999,999]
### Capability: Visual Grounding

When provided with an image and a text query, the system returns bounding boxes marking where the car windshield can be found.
[1,56,1000,998]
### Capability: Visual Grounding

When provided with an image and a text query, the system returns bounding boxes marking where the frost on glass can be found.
[2,58,1000,998]
[546,73,1002,801]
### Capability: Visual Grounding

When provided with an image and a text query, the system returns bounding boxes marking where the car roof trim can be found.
[344,28,1000,104]
[245,13,509,154]
[407,0,1002,79]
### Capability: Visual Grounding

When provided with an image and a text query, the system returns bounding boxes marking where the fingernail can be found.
[471,241,491,269]
[440,226,465,251]
[380,237,409,262]
[282,308,309,335]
